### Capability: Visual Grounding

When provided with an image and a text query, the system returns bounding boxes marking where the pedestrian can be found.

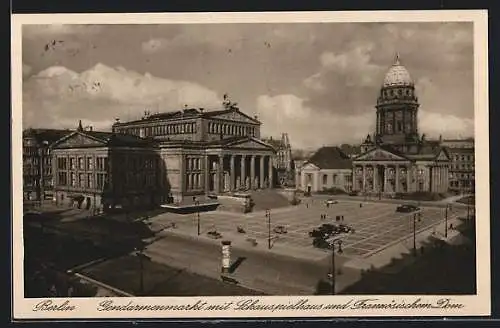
[306,203,309,209]
[341,216,344,222]
[359,203,363,208]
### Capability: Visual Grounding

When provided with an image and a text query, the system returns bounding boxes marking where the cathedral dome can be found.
[382,54,414,87]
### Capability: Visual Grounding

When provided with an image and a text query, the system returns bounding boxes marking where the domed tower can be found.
[375,53,420,150]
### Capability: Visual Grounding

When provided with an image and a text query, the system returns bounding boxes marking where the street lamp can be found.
[411,211,422,257]
[134,246,145,294]
[329,238,343,295]
[444,204,451,238]
[265,209,271,249]
[195,200,200,235]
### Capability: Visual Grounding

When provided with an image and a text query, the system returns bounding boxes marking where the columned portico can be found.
[205,152,275,194]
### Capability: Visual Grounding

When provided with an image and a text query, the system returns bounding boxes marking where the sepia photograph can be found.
[12,11,489,319]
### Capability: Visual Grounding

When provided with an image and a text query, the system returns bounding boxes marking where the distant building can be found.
[353,54,451,195]
[262,133,294,187]
[50,121,160,211]
[23,128,73,201]
[441,138,475,193]
[296,146,353,193]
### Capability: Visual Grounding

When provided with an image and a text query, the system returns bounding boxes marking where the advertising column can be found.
[221,240,231,274]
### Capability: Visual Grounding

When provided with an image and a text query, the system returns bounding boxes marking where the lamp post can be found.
[445,204,451,238]
[195,200,200,235]
[134,247,145,294]
[329,238,343,295]
[412,211,421,257]
[265,209,271,249]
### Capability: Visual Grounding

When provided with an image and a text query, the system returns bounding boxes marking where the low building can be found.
[441,138,475,193]
[23,128,73,201]
[296,146,353,193]
[50,121,161,212]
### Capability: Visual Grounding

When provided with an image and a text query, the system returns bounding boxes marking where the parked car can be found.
[207,231,222,239]
[338,224,353,234]
[396,204,420,213]
[326,198,338,205]
[312,237,330,249]
[273,225,288,234]
[348,191,359,196]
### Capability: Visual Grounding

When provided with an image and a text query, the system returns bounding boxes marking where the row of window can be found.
[450,164,474,171]
[450,180,474,188]
[321,174,352,185]
[450,173,475,179]
[207,122,256,137]
[186,173,202,190]
[187,158,202,171]
[453,155,474,162]
[119,122,198,137]
[57,157,108,171]
[58,172,107,189]
[382,88,414,98]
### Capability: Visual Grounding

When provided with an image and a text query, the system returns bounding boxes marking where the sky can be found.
[22,22,474,149]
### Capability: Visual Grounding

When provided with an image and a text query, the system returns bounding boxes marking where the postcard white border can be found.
[11,10,490,319]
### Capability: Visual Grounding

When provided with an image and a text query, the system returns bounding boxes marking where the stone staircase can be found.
[250,189,291,211]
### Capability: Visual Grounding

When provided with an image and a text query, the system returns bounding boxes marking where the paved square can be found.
[152,199,467,259]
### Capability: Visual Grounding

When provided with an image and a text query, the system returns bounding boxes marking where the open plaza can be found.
[148,196,468,260]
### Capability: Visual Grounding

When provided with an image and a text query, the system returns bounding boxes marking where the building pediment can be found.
[354,147,407,162]
[211,110,260,124]
[301,162,320,171]
[51,132,107,149]
[436,149,451,161]
[224,137,275,151]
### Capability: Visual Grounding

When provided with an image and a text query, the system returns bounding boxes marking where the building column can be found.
[406,165,411,192]
[204,155,209,193]
[230,155,235,191]
[395,164,399,193]
[260,156,265,189]
[362,165,366,192]
[250,155,256,189]
[240,154,246,189]
[215,155,223,193]
[268,155,274,189]
[180,155,186,194]
[373,165,378,193]
[383,165,388,193]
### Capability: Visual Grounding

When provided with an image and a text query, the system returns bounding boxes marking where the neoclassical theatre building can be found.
[111,99,277,203]
[50,100,277,210]
[352,55,451,195]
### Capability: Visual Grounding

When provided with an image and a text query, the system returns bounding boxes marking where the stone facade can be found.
[441,138,475,193]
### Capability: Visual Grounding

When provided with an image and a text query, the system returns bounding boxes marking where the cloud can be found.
[256,94,474,149]
[22,63,222,130]
[256,94,374,149]
[419,110,474,139]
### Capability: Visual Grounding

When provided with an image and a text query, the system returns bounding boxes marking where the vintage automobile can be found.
[273,225,288,234]
[325,198,338,205]
[312,237,331,249]
[396,204,420,213]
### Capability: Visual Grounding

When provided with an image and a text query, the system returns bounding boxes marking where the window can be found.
[57,157,67,170]
[87,173,93,188]
[70,158,76,170]
[58,172,67,186]
[87,157,93,170]
[96,173,106,189]
[71,172,76,187]
[78,173,85,187]
[386,123,393,133]
[322,174,328,185]
[78,157,84,170]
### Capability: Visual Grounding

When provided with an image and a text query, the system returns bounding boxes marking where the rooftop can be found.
[307,146,352,169]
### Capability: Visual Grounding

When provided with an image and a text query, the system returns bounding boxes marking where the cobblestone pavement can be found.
[150,200,467,259]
